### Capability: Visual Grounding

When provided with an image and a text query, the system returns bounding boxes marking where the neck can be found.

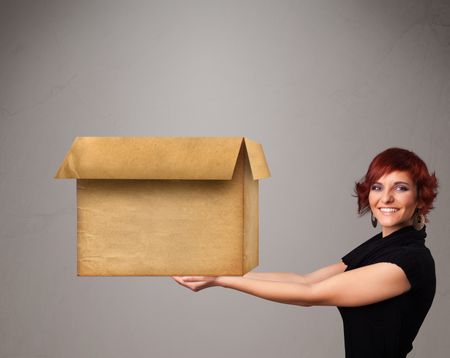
[381,221,414,238]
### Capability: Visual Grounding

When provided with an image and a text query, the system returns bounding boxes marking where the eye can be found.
[395,185,409,192]
[370,184,382,191]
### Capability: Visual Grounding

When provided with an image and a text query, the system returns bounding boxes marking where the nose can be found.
[381,190,394,204]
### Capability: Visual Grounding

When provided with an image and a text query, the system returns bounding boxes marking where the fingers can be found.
[182,276,203,282]
[182,276,217,282]
[172,276,210,282]
[172,276,185,285]
[171,276,207,292]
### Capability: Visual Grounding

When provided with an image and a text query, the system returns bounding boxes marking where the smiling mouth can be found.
[379,207,399,213]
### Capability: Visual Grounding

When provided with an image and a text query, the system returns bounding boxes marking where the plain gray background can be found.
[1,0,449,357]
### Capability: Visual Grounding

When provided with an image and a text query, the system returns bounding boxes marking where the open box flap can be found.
[54,136,270,180]
[243,137,271,180]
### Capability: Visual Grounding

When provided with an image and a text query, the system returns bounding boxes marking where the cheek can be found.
[403,191,417,204]
[368,193,377,207]
[402,195,418,211]
[406,201,418,211]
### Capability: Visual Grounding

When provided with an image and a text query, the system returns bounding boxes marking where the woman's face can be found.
[368,170,421,237]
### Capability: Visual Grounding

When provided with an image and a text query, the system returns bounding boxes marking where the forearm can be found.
[243,271,308,284]
[217,276,313,307]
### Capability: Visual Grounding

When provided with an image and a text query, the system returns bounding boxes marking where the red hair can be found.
[354,147,438,221]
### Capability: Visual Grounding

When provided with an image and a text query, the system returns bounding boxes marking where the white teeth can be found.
[380,208,399,212]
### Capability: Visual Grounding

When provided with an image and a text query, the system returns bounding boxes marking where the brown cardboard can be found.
[55,137,270,276]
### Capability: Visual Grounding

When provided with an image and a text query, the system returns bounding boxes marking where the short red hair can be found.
[354,147,438,221]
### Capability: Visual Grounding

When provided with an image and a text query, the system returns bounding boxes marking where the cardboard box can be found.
[54,137,270,276]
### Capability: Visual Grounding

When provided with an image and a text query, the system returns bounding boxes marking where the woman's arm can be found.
[218,276,315,307]
[242,261,347,284]
[242,272,308,283]
[299,261,348,284]
[177,262,411,307]
[218,262,409,307]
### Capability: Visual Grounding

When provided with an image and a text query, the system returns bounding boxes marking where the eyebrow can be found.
[373,181,411,186]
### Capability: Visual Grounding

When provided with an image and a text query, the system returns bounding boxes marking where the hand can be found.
[172,275,221,292]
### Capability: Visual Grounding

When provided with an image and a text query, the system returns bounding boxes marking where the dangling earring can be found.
[371,211,377,228]
[412,208,425,231]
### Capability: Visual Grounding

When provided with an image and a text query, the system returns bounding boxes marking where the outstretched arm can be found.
[243,261,347,284]
[174,262,411,307]
[242,272,308,284]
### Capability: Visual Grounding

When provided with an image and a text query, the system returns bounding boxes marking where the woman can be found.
[172,147,438,358]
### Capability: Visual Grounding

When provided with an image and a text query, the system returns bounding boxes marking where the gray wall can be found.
[1,0,449,357]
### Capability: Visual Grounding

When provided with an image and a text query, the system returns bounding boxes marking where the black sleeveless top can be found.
[337,225,436,358]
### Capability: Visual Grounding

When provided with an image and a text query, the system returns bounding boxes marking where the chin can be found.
[379,219,399,226]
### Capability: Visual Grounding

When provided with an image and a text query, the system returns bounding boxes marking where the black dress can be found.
[337,225,436,358]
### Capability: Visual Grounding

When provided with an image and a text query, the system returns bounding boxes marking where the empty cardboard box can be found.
[55,136,271,276]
